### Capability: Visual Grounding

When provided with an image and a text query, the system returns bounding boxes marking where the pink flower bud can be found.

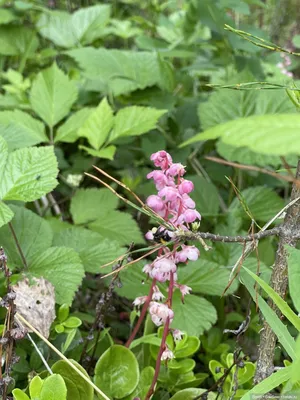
[149,302,174,326]
[146,195,165,212]
[178,209,201,224]
[178,180,194,194]
[145,231,154,240]
[166,163,185,177]
[150,151,172,170]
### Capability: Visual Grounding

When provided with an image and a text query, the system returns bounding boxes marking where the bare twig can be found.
[254,160,300,383]
[8,222,28,270]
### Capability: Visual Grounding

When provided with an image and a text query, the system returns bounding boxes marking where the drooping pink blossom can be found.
[149,302,174,326]
[161,347,175,361]
[176,245,200,263]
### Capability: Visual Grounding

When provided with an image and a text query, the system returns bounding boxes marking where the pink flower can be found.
[176,245,200,263]
[172,329,184,341]
[161,347,175,361]
[178,180,194,194]
[177,209,201,224]
[149,302,174,326]
[152,286,165,301]
[133,296,148,307]
[147,170,169,190]
[175,283,192,297]
[151,257,177,282]
[150,151,172,170]
[158,186,180,202]
[146,195,165,212]
[145,231,154,240]
[181,194,195,209]
[166,163,185,177]
[143,263,152,275]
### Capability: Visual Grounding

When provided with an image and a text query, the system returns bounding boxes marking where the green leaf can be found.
[189,176,220,217]
[0,201,14,228]
[0,26,38,56]
[88,210,144,246]
[70,188,119,225]
[66,48,170,96]
[0,9,16,25]
[240,366,292,400]
[181,114,300,155]
[0,136,8,179]
[40,374,67,400]
[170,388,216,400]
[175,336,200,358]
[0,146,58,202]
[0,110,47,151]
[55,108,92,143]
[109,106,166,142]
[30,63,78,128]
[122,366,155,400]
[30,247,85,305]
[37,5,110,48]
[29,375,44,398]
[79,145,116,160]
[229,186,284,222]
[78,98,114,149]
[52,227,124,273]
[113,262,150,300]
[288,247,300,314]
[172,292,217,336]
[94,345,139,399]
[12,389,30,400]
[0,206,53,268]
[52,359,93,400]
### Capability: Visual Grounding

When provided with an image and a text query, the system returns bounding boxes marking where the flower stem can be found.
[125,279,156,348]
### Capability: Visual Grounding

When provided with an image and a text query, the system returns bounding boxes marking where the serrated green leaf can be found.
[189,176,220,216]
[109,106,166,142]
[79,145,116,160]
[70,188,119,225]
[66,48,169,96]
[55,108,92,143]
[30,247,85,305]
[40,374,67,400]
[78,98,114,149]
[37,5,110,48]
[113,262,150,299]
[88,210,144,246]
[52,227,125,273]
[181,114,300,155]
[172,292,217,336]
[229,186,284,222]
[30,63,78,128]
[95,345,139,399]
[0,26,39,56]
[0,110,47,150]
[0,202,14,228]
[0,146,58,202]
[52,359,93,400]
[0,206,53,268]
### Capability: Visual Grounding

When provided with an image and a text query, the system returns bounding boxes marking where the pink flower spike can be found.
[178,180,194,194]
[150,151,172,170]
[149,302,174,326]
[178,209,201,224]
[146,195,165,212]
[161,347,175,361]
[167,163,186,177]
[133,296,148,307]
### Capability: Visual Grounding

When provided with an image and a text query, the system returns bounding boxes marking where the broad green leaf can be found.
[79,145,116,160]
[290,335,300,384]
[109,106,166,142]
[170,388,216,400]
[229,186,284,222]
[122,366,155,400]
[52,359,93,400]
[40,374,67,400]
[0,26,39,56]
[181,114,300,155]
[66,48,170,96]
[55,108,92,143]
[175,336,200,358]
[29,376,43,398]
[113,262,150,300]
[0,206,53,268]
[70,188,119,225]
[0,110,47,150]
[0,146,58,202]
[52,227,124,273]
[172,293,217,336]
[240,366,292,400]
[88,210,144,246]
[178,259,238,295]
[129,334,162,350]
[94,345,139,399]
[0,136,8,179]
[0,9,16,25]
[78,98,114,149]
[287,247,300,314]
[243,266,300,332]
[0,201,14,228]
[189,176,220,217]
[12,389,30,400]
[30,63,78,128]
[37,5,110,48]
[30,247,85,305]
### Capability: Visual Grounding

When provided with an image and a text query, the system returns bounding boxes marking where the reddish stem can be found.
[125,279,156,348]
[145,273,174,400]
